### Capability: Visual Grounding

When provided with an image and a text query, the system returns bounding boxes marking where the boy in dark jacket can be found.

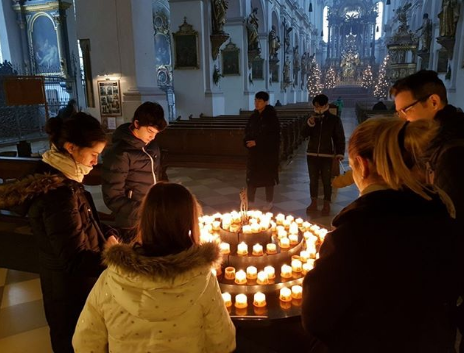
[302,94,345,216]
[102,102,167,232]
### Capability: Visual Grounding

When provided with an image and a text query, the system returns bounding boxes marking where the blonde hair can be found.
[348,117,439,199]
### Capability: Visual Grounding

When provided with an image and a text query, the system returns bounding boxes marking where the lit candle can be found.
[302,262,313,275]
[246,266,257,280]
[257,271,269,285]
[289,222,299,235]
[276,213,285,224]
[295,218,304,226]
[229,224,240,233]
[242,225,252,234]
[306,242,317,258]
[219,242,230,255]
[299,250,310,263]
[282,219,290,229]
[303,231,312,240]
[277,228,288,239]
[234,270,247,284]
[212,220,220,230]
[291,259,303,273]
[252,243,263,256]
[310,224,320,232]
[224,266,236,280]
[281,264,292,278]
[253,292,267,307]
[291,285,303,299]
[279,237,290,249]
[222,292,232,307]
[264,265,275,279]
[266,243,277,255]
[235,293,248,308]
[318,229,328,242]
[286,215,294,223]
[237,242,248,256]
[289,234,299,246]
[279,287,292,302]
[251,223,260,233]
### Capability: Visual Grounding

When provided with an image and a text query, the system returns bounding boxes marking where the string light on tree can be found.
[361,65,374,91]
[307,55,323,98]
[324,67,336,89]
[374,55,390,99]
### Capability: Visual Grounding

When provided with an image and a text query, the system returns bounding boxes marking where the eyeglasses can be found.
[395,95,431,117]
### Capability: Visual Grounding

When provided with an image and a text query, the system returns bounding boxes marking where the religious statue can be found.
[283,57,291,84]
[284,25,293,54]
[211,0,228,34]
[416,13,433,52]
[293,46,300,82]
[269,25,281,59]
[246,8,259,51]
[438,0,460,37]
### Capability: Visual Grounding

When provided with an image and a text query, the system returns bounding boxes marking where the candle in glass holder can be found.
[289,234,299,246]
[295,218,303,226]
[279,237,290,249]
[289,222,299,235]
[291,259,303,273]
[234,270,247,284]
[252,244,263,256]
[264,265,275,279]
[282,219,290,229]
[253,292,267,307]
[307,243,317,258]
[251,223,260,233]
[224,266,236,280]
[242,225,252,234]
[219,242,230,255]
[302,221,311,231]
[279,287,292,302]
[291,285,303,299]
[246,266,257,280]
[212,220,221,231]
[318,229,328,242]
[222,292,232,307]
[275,213,285,224]
[277,228,288,239]
[256,271,269,285]
[237,242,248,256]
[235,293,248,308]
[266,243,277,255]
[299,250,310,263]
[310,224,320,232]
[286,215,294,222]
[302,262,313,275]
[281,264,292,278]
[229,224,240,233]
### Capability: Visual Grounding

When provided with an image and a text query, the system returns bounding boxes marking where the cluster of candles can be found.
[221,285,303,309]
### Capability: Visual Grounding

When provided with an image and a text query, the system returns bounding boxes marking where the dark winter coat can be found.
[0,162,107,353]
[301,110,345,158]
[429,105,464,221]
[244,105,281,187]
[102,123,161,228]
[302,188,462,353]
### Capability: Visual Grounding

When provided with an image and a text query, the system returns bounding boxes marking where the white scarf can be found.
[42,145,93,182]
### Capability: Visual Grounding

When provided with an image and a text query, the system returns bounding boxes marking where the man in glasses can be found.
[391,69,464,352]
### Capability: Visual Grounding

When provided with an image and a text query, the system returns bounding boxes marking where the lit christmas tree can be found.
[324,67,336,89]
[374,55,390,98]
[307,56,323,98]
[361,65,374,91]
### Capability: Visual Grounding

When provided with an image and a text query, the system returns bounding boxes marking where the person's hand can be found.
[246,140,257,148]
[336,155,344,162]
[105,235,119,248]
[308,116,315,126]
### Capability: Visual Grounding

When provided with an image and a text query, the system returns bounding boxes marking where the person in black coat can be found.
[0,114,119,352]
[302,94,345,216]
[302,117,462,353]
[244,91,280,211]
[102,102,167,232]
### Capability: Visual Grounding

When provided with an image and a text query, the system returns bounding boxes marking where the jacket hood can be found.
[102,242,222,321]
[332,188,453,228]
[0,173,66,211]
[112,123,146,149]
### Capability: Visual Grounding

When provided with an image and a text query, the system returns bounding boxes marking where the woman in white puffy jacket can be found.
[72,182,236,353]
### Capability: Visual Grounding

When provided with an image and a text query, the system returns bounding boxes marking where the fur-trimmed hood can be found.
[101,242,222,320]
[0,174,67,212]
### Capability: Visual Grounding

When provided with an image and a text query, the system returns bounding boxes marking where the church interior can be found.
[1,0,464,351]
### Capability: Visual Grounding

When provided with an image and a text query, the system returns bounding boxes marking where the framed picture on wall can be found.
[173,18,199,69]
[222,41,240,76]
[252,58,264,80]
[98,80,122,117]
[29,14,62,75]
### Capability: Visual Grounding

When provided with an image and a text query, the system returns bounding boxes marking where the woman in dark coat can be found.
[244,91,280,211]
[0,114,118,352]
[302,117,462,353]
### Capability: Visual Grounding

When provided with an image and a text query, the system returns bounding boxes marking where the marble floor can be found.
[0,109,359,352]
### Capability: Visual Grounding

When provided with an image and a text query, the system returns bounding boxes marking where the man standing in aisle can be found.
[102,102,167,238]
[244,91,281,211]
[302,94,345,216]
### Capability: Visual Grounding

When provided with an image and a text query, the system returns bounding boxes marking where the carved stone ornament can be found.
[436,36,456,60]
[211,33,229,60]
